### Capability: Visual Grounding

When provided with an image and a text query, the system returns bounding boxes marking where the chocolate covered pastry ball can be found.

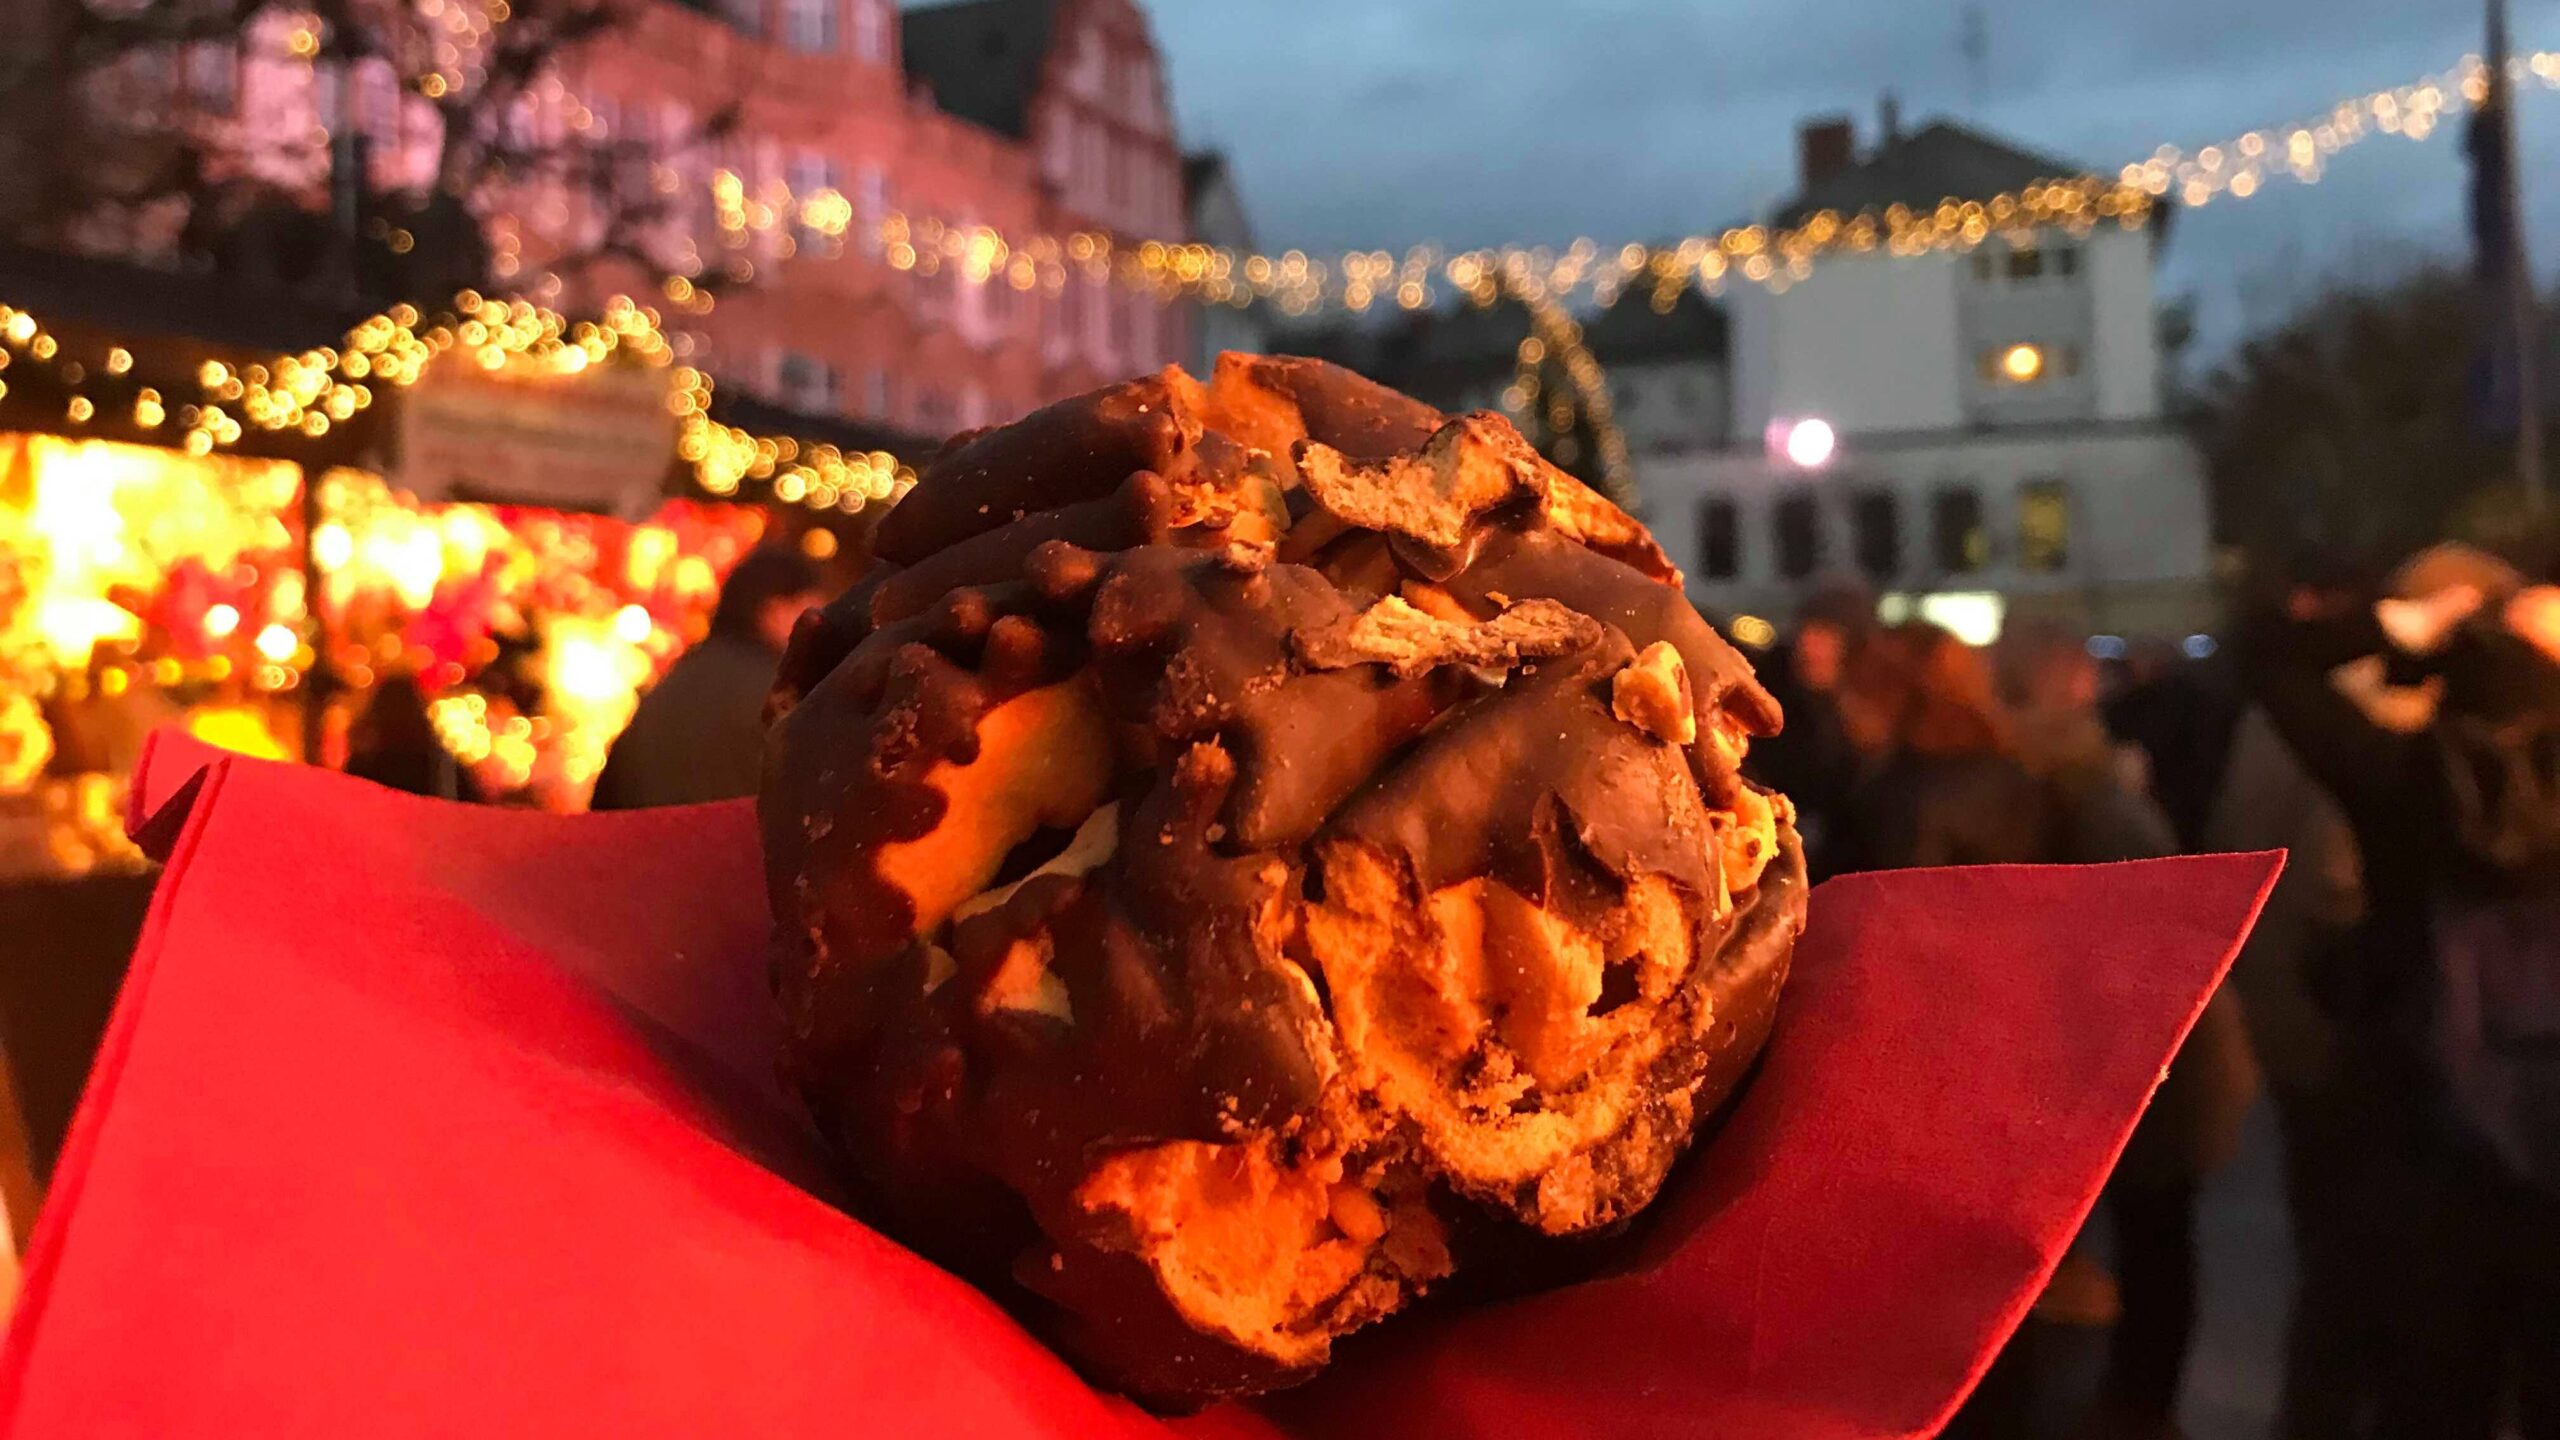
[761,356,1807,1411]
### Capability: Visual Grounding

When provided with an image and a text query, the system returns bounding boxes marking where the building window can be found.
[984,275,1016,334]
[2052,244,2081,279]
[863,368,889,419]
[1931,487,1989,574]
[1103,284,1132,358]
[1971,251,1996,284]
[915,387,952,434]
[854,165,887,252]
[1085,280,1110,357]
[185,41,238,112]
[1850,490,1901,580]
[1697,498,1739,581]
[1981,342,2052,385]
[780,352,839,413]
[852,0,888,62]
[1774,494,1822,580]
[2019,479,2070,573]
[2005,246,2044,282]
[782,0,835,51]
[788,151,837,248]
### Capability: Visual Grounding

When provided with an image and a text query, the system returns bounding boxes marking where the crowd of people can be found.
[1756,548,2560,1440]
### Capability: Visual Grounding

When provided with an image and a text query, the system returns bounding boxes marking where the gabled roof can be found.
[1587,287,1727,366]
[1389,301,1532,383]
[1772,119,2089,226]
[901,0,1058,140]
[1181,150,1226,201]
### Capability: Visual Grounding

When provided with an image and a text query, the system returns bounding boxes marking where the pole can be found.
[325,34,365,301]
[299,469,331,767]
[2489,0,2547,513]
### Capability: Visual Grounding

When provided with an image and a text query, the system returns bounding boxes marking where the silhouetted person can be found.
[2104,640,2241,854]
[2004,626,2253,1440]
[2243,543,2560,1440]
[2206,559,2373,1440]
[1828,622,2056,874]
[1746,583,1871,881]
[345,674,477,801]
[591,547,823,810]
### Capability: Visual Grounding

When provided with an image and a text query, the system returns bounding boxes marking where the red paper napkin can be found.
[1,732,2277,1440]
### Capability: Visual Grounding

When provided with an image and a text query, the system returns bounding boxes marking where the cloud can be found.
[1144,0,2560,355]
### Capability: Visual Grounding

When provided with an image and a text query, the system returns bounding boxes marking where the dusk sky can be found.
[1146,0,2560,363]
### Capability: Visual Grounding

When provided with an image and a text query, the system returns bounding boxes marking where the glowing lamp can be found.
[1769,417,1837,470]
[255,624,300,664]
[1999,343,2046,382]
[1915,592,2007,648]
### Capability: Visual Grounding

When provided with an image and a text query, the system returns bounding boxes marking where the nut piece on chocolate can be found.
[761,354,1808,1412]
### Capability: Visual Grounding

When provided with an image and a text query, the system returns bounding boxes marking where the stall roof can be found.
[0,244,360,355]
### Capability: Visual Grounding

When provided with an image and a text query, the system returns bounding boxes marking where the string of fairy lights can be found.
[0,294,914,520]
[11,35,2552,529]
[257,0,2525,313]
[674,52,2555,318]
[614,47,2549,503]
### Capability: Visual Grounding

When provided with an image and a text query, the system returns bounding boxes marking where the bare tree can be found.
[0,0,734,303]
[2188,262,2554,566]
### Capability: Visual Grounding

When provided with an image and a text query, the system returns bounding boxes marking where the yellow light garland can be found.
[0,295,914,519]
[675,50,2549,314]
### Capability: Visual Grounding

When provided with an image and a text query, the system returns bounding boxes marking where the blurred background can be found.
[3,2,2559,1435]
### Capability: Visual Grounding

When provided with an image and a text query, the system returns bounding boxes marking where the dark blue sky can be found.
[1147,0,2560,359]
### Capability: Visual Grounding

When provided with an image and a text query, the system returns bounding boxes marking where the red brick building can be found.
[0,0,1194,443]
[552,0,1191,437]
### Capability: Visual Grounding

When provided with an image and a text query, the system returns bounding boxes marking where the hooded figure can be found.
[591,547,824,811]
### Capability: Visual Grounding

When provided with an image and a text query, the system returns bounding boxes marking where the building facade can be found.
[1657,115,2213,640]
[2,0,1196,445]
[561,0,1192,437]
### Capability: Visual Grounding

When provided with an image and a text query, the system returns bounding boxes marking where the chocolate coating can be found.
[762,356,1806,1411]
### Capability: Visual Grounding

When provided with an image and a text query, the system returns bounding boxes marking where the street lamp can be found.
[1769,416,1836,470]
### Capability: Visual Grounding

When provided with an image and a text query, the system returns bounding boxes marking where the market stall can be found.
[0,256,919,882]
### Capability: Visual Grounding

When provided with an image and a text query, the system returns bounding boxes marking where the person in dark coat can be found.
[1827,621,2056,873]
[2104,641,2242,854]
[591,547,824,811]
[2241,543,2560,1440]
[345,674,479,802]
[2202,560,2375,1440]
[1834,624,2063,1440]
[2003,627,2255,1440]
[1746,582,1873,882]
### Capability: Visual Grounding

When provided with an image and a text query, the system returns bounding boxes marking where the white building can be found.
[1651,115,2214,641]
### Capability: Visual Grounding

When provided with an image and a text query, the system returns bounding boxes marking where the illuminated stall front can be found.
[0,263,915,881]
